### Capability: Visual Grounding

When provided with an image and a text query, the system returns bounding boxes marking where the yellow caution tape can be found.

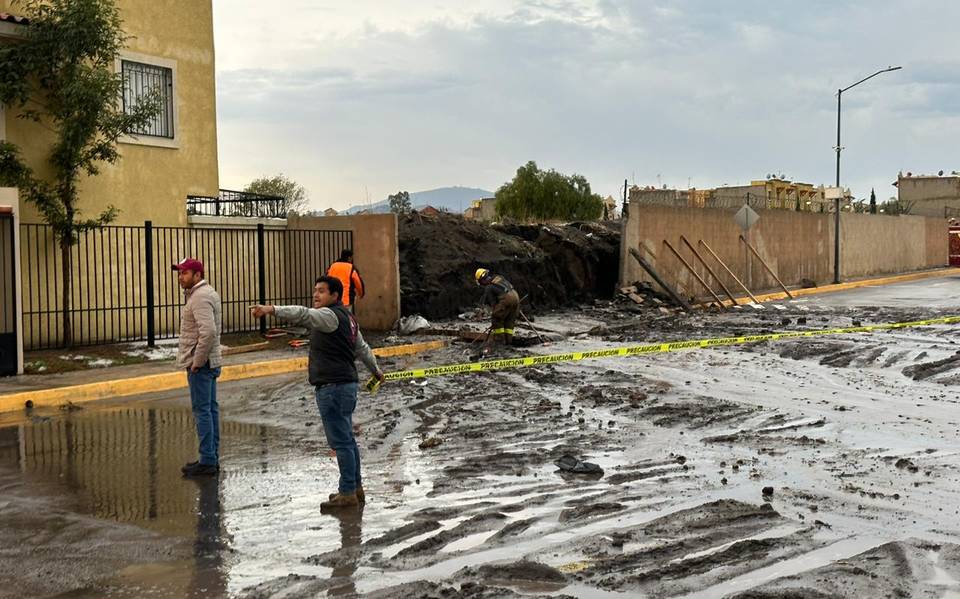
[366,315,960,388]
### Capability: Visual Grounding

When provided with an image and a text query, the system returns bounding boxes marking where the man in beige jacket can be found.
[173,258,223,477]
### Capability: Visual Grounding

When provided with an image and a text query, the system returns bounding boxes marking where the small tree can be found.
[244,173,309,214]
[388,190,412,214]
[869,188,877,214]
[878,196,914,215]
[495,161,603,222]
[0,0,162,347]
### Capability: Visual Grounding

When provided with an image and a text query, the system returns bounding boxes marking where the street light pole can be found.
[834,88,842,284]
[833,65,901,284]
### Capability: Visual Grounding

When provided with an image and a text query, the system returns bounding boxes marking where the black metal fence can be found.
[19,222,352,350]
[186,189,288,218]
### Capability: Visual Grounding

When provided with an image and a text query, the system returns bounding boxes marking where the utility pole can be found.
[622,178,628,219]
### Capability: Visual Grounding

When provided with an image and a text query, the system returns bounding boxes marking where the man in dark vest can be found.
[250,276,384,509]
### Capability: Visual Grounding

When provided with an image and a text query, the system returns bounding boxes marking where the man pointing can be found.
[250,276,383,509]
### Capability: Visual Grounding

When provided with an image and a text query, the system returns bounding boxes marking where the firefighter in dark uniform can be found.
[475,268,520,352]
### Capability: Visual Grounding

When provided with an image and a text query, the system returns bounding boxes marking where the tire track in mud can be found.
[902,350,960,382]
[235,304,960,598]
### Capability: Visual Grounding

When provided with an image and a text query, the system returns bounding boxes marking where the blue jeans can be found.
[188,364,221,465]
[315,382,361,494]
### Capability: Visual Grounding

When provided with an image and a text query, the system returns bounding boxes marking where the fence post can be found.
[257,223,266,335]
[144,220,156,347]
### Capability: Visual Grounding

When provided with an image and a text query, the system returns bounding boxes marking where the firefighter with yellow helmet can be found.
[474,268,520,352]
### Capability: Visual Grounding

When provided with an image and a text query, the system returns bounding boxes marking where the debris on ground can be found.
[399,213,620,319]
[616,282,689,312]
[398,315,431,335]
[222,341,271,355]
[419,437,443,449]
[554,454,605,477]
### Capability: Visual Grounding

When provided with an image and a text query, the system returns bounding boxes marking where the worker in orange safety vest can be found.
[327,249,365,312]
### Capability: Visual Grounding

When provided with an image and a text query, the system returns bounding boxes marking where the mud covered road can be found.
[1,276,959,598]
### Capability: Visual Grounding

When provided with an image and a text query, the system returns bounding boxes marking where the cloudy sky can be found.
[213,1,959,211]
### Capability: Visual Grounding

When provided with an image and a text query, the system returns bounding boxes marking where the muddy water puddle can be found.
[0,406,292,596]
[0,407,275,533]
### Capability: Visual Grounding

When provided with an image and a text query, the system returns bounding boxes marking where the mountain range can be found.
[341,186,494,214]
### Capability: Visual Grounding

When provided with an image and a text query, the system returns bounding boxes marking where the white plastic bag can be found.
[398,315,430,335]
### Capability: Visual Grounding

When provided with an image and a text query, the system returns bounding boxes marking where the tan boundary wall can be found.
[287,214,400,331]
[839,213,945,280]
[620,204,948,299]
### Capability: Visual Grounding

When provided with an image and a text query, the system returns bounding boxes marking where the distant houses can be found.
[464,197,497,222]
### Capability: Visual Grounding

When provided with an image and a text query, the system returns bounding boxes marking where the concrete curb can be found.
[726,267,960,306]
[0,340,448,414]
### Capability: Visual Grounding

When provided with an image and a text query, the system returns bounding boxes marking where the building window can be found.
[122,60,174,139]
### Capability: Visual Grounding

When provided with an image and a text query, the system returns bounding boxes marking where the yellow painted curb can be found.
[373,340,447,357]
[0,339,449,414]
[726,267,960,306]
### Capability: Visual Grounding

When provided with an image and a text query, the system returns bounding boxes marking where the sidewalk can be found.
[0,340,447,413]
[0,346,294,395]
[727,266,959,305]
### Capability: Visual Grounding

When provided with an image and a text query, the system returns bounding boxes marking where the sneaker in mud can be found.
[321,493,359,510]
[329,487,365,503]
[182,462,219,477]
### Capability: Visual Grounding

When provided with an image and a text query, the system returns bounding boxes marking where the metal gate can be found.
[0,210,17,376]
[18,222,353,350]
[950,224,960,267]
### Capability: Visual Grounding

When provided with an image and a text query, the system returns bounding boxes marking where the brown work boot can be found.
[329,487,365,503]
[321,492,359,509]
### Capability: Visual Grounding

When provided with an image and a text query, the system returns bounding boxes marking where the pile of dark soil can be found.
[399,212,621,319]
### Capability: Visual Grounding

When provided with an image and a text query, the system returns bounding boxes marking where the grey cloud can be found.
[215,0,960,207]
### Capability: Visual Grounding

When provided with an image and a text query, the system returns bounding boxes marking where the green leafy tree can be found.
[878,196,914,215]
[494,161,604,222]
[388,190,411,214]
[244,173,309,214]
[0,0,162,347]
[869,188,877,214]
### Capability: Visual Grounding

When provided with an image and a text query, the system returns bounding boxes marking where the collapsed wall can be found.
[399,213,620,319]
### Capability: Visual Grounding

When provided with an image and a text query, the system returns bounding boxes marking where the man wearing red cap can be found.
[172,258,223,477]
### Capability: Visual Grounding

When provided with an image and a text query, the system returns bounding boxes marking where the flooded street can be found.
[2,276,960,598]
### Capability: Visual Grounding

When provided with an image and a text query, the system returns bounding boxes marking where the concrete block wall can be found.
[287,213,400,331]
[620,203,949,299]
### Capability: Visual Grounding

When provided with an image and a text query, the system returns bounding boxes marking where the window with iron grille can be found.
[122,60,174,139]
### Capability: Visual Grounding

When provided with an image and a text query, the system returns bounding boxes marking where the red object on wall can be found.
[950,225,960,267]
